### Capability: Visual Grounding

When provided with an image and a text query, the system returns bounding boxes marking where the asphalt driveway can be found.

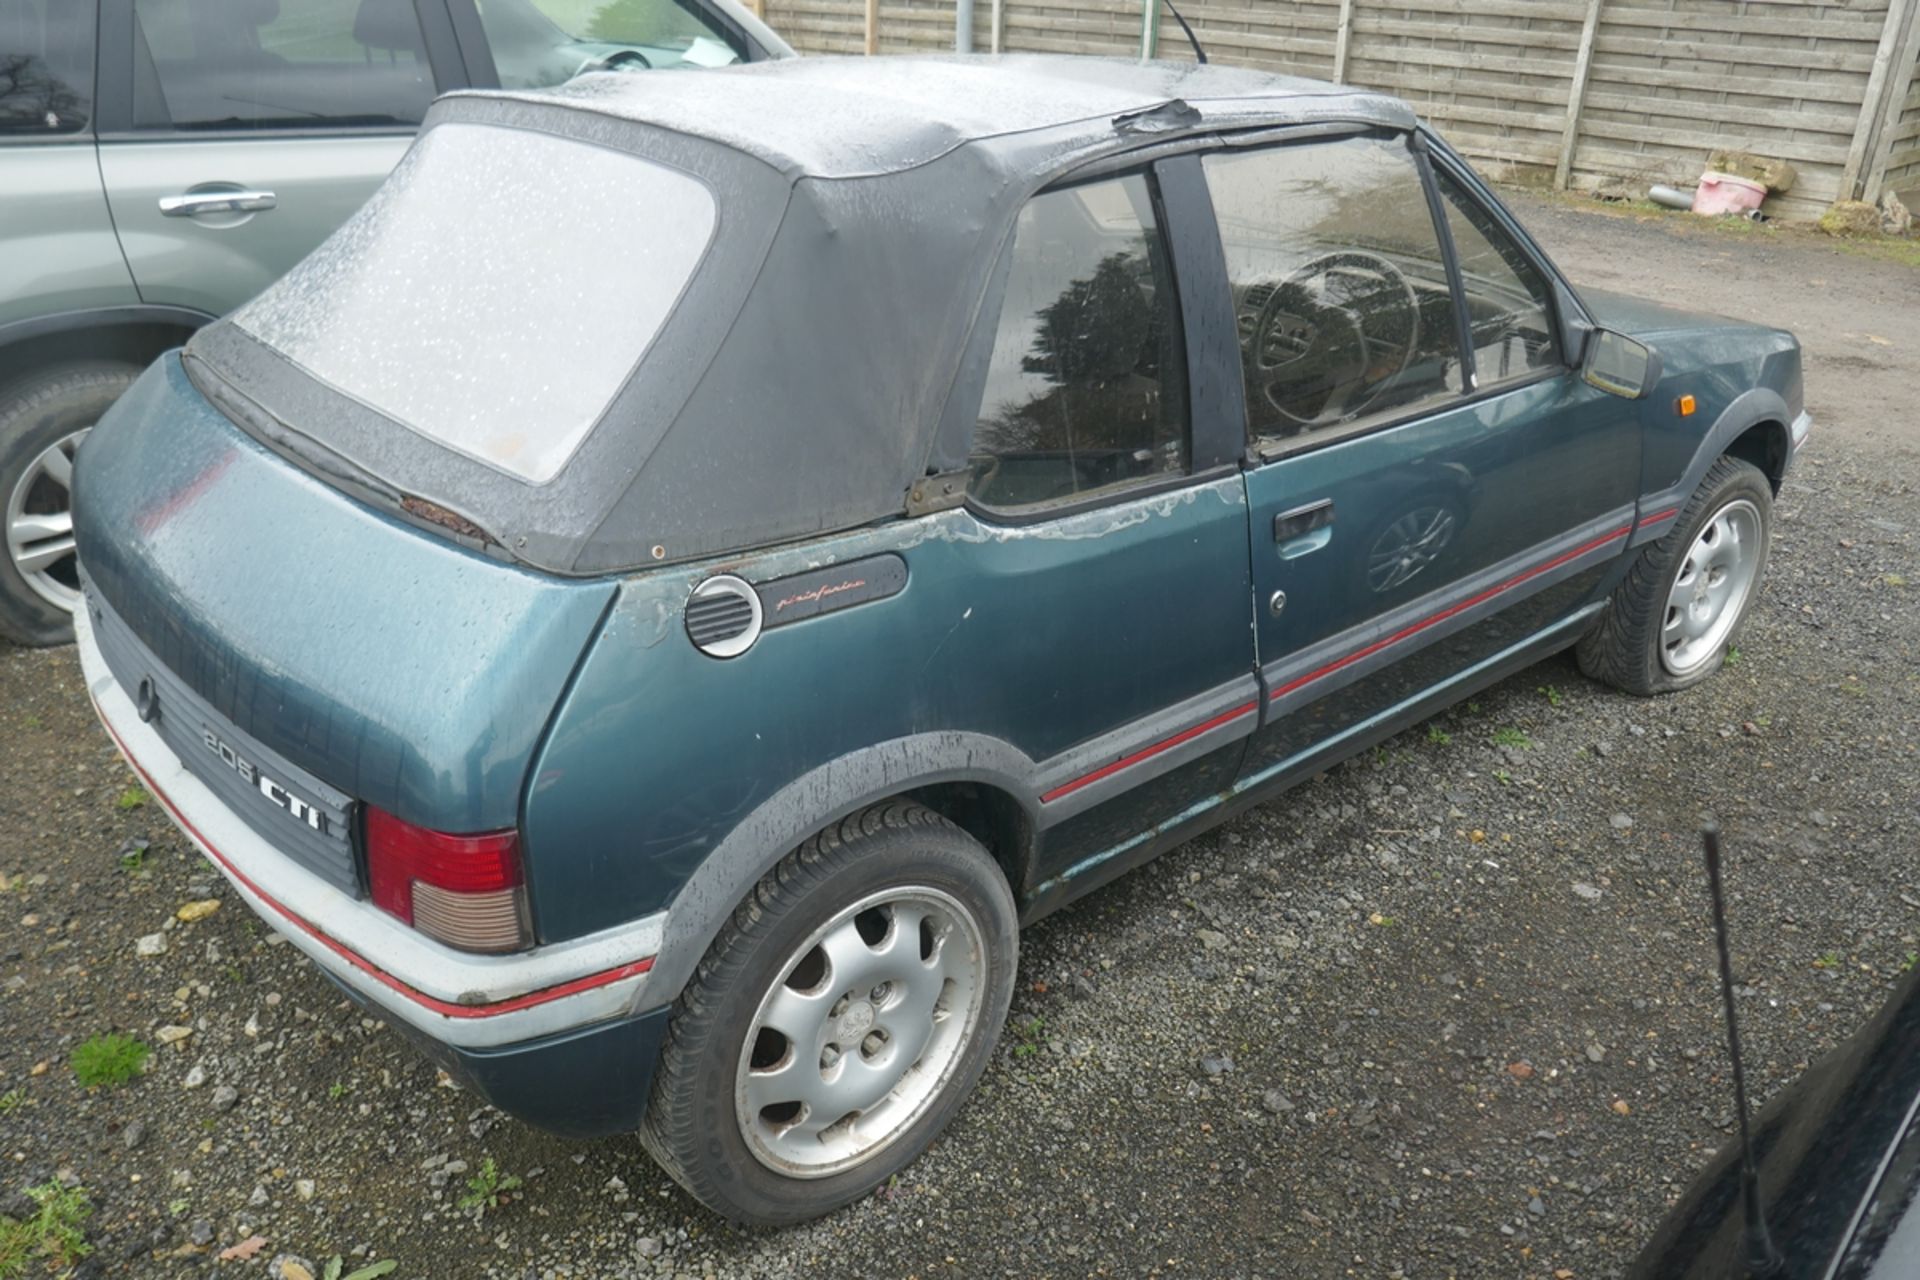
[1,193,1916,1279]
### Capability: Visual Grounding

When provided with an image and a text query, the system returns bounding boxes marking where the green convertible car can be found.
[73,55,1807,1223]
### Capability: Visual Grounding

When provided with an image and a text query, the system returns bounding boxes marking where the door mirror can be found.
[1582,329,1662,399]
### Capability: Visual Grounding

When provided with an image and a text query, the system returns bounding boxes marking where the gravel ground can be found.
[1,194,1917,1280]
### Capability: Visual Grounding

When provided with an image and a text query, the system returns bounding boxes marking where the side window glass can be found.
[1203,136,1465,450]
[0,1,94,135]
[968,174,1190,512]
[1434,168,1560,385]
[474,0,744,88]
[132,0,434,131]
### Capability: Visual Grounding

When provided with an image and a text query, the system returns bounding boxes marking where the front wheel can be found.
[639,802,1018,1225]
[1577,454,1773,695]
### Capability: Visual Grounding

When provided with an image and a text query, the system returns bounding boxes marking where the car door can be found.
[1201,131,1643,784]
[1,0,139,332]
[92,0,467,319]
[951,158,1260,905]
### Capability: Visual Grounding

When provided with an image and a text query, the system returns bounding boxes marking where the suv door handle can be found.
[159,190,279,218]
[1273,499,1334,558]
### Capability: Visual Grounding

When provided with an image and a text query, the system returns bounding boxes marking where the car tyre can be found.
[0,363,140,646]
[639,801,1018,1226]
[1577,454,1772,696]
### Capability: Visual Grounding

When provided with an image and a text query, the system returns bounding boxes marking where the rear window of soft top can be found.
[233,121,717,484]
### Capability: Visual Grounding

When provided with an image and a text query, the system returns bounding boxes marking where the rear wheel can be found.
[1577,454,1772,695]
[0,363,139,646]
[639,802,1017,1225]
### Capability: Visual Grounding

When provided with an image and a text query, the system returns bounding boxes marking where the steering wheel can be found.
[1250,251,1421,431]
[587,49,653,74]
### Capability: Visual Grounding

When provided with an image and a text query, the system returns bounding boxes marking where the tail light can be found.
[365,806,530,953]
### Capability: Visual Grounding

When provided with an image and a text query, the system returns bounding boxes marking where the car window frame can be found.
[91,0,469,139]
[0,0,102,143]
[1425,147,1569,395]
[1192,126,1480,464]
[1195,126,1590,468]
[444,0,765,87]
[957,152,1244,529]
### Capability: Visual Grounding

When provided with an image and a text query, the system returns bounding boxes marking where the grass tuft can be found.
[71,1035,149,1089]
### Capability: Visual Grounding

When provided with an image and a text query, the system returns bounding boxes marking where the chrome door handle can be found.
[159,190,278,217]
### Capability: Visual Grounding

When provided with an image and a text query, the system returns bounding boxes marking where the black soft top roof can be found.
[490,53,1414,179]
[187,56,1418,576]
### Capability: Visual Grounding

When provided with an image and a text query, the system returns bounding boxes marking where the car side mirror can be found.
[1582,328,1662,399]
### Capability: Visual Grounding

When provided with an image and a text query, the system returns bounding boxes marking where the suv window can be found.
[969,174,1189,512]
[1203,136,1465,451]
[132,0,434,131]
[1434,168,1560,385]
[475,0,744,88]
[0,0,94,135]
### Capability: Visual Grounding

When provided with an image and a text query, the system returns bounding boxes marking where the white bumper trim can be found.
[76,602,664,1050]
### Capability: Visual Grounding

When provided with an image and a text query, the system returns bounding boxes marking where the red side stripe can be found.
[1040,699,1259,804]
[1637,507,1680,528]
[1269,523,1633,702]
[93,705,652,1019]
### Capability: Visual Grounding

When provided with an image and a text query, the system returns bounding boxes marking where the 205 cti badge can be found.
[72,55,1808,1225]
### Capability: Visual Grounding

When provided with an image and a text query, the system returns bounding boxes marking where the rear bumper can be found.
[75,600,668,1058]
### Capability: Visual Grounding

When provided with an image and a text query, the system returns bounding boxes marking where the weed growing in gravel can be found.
[1010,1016,1047,1059]
[1426,725,1451,745]
[1538,685,1563,708]
[455,1158,521,1218]
[1814,952,1841,970]
[0,1092,22,1116]
[118,846,147,873]
[114,786,148,811]
[1493,769,1512,785]
[71,1035,148,1088]
[1492,728,1531,750]
[20,715,39,730]
[1725,646,1743,667]
[323,1258,398,1280]
[0,1181,92,1276]
[1904,953,1917,973]
[328,1082,351,1101]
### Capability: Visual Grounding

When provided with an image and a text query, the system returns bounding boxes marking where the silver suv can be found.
[0,0,789,645]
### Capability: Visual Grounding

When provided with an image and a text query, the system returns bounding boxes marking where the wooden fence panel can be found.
[1887,71,1920,202]
[1187,0,1342,81]
[1569,0,1896,219]
[754,0,1920,221]
[1341,1,1588,178]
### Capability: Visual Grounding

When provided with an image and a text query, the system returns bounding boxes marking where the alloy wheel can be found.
[5,428,88,613]
[1661,497,1762,677]
[735,886,988,1178]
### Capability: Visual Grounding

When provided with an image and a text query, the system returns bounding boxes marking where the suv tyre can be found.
[0,363,139,646]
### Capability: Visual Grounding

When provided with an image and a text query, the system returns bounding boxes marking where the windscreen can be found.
[233,121,717,484]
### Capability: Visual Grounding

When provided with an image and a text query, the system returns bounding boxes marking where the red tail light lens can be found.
[365,806,529,953]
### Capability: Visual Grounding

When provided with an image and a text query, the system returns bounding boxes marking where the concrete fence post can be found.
[865,0,880,54]
[1333,0,1355,83]
[1555,0,1605,190]
[1845,0,1920,199]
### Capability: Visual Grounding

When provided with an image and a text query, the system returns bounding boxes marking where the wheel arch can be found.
[1722,417,1790,494]
[0,307,215,399]
[643,734,1041,1007]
